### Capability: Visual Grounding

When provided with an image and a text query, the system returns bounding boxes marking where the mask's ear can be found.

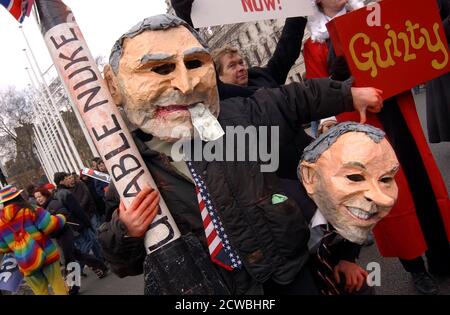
[299,161,318,195]
[104,64,123,106]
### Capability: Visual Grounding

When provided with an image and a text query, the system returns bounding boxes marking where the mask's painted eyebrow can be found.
[183,47,209,57]
[387,164,400,174]
[140,53,175,64]
[343,162,367,170]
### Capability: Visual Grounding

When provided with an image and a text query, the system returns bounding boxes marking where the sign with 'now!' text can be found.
[191,0,313,28]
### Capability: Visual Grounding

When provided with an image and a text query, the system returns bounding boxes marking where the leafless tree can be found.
[0,86,40,174]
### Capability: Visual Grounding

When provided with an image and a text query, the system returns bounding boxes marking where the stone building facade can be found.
[165,0,309,84]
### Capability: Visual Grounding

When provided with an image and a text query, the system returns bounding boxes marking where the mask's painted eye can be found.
[380,177,394,184]
[152,63,175,75]
[347,174,365,182]
[185,59,203,70]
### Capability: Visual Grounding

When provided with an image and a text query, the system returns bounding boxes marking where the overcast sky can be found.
[0,0,167,90]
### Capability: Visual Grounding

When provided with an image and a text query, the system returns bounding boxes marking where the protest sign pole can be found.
[34,0,229,294]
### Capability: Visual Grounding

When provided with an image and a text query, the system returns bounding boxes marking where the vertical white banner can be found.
[43,20,180,253]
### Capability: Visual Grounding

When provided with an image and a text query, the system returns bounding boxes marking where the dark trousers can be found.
[399,256,427,274]
[56,227,106,272]
[263,264,319,295]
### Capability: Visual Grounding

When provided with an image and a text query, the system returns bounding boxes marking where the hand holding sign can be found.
[119,186,160,238]
[350,87,384,123]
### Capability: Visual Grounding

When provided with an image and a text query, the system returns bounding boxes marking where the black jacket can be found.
[98,78,354,294]
[82,176,106,216]
[54,188,92,231]
[43,196,76,239]
[43,197,68,217]
[66,182,97,219]
[439,0,450,41]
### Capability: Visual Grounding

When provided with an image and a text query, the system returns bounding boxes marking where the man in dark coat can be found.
[170,0,307,99]
[98,14,382,294]
[64,173,97,222]
[426,0,450,143]
[53,172,92,232]
[80,173,106,221]
[53,172,106,265]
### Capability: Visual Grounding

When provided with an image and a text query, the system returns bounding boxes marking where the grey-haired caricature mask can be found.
[300,131,400,244]
[105,25,220,142]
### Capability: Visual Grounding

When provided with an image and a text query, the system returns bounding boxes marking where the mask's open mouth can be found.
[155,104,195,116]
[345,206,378,221]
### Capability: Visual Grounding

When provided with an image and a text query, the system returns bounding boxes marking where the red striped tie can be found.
[187,161,242,270]
[196,186,227,267]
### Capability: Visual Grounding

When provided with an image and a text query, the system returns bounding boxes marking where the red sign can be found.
[327,0,450,99]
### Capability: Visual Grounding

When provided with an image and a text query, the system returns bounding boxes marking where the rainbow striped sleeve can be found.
[35,208,66,235]
[0,236,10,253]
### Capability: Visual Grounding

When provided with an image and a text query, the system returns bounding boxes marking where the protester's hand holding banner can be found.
[191,0,313,28]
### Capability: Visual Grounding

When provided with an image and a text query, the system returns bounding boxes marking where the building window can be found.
[255,22,262,33]
[272,35,278,45]
[253,48,261,64]
[263,41,271,57]
[245,56,251,67]
[236,37,243,47]
[246,30,252,41]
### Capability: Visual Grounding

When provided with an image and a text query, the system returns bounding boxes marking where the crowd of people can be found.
[1,0,449,296]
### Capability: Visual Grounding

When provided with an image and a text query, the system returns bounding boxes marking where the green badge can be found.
[272,194,288,205]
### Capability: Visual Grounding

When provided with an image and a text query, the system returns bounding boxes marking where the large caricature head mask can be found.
[299,122,400,244]
[105,15,220,142]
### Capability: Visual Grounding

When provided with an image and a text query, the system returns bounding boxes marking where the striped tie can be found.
[186,161,242,270]
[310,226,346,295]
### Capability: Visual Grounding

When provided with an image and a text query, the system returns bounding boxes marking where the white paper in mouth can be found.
[188,103,224,142]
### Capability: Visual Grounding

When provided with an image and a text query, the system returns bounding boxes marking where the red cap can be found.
[43,183,56,190]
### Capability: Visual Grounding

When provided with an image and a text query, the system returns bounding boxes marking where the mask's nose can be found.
[171,64,194,95]
[364,182,396,208]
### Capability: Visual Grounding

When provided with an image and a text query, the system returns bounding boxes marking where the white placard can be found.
[191,0,314,28]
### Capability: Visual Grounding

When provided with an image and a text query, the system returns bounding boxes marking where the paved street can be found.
[72,91,450,295]
[79,269,143,295]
